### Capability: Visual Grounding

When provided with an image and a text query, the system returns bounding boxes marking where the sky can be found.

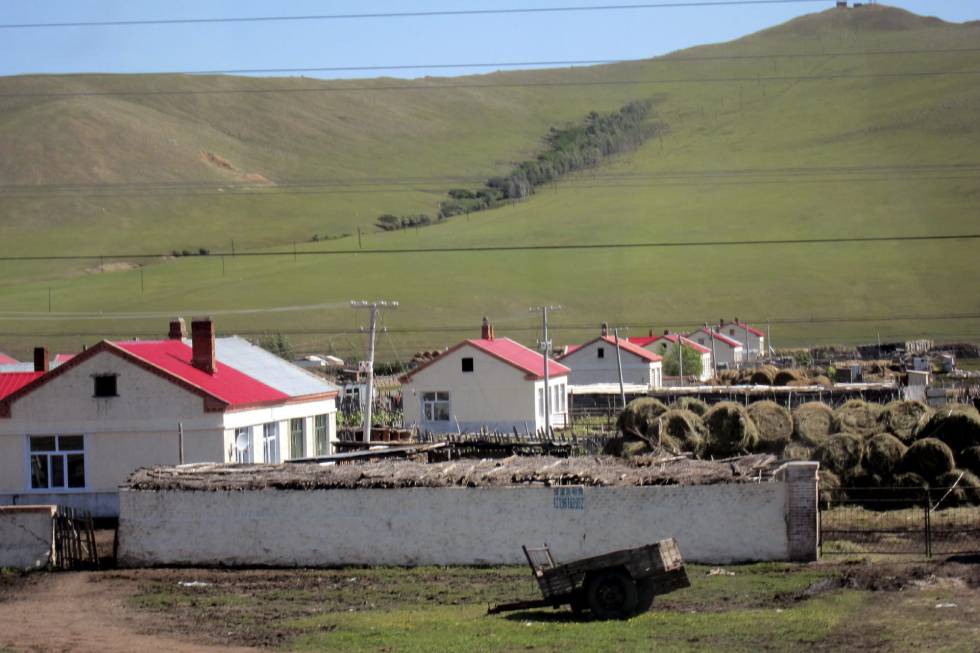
[0,1,977,79]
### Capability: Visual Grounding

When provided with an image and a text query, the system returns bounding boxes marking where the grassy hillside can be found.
[1,4,978,358]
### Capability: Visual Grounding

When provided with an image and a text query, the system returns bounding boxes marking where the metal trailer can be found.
[488,538,690,619]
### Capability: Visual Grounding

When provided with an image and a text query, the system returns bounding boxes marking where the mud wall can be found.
[0,505,55,569]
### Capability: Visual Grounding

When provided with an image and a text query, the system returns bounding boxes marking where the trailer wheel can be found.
[585,570,639,620]
[634,578,655,614]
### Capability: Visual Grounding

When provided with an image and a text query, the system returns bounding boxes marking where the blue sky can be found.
[0,1,977,79]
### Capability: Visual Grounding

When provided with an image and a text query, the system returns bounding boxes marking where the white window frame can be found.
[263,422,281,463]
[560,383,566,412]
[24,435,87,492]
[421,391,451,422]
[537,387,544,417]
[289,418,306,460]
[314,414,329,456]
[234,426,253,463]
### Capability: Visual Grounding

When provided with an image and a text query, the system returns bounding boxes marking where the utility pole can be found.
[767,319,772,358]
[529,305,561,433]
[677,333,684,383]
[706,322,718,378]
[613,327,626,409]
[351,300,399,443]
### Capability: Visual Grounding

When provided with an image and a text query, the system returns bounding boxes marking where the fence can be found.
[53,506,100,570]
[820,487,980,556]
[416,430,609,460]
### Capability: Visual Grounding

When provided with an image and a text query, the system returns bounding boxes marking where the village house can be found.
[717,318,766,362]
[401,318,570,434]
[559,325,663,388]
[629,332,713,382]
[0,318,338,516]
[686,327,744,370]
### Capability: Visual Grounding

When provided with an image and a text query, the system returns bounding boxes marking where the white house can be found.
[717,319,766,362]
[630,333,713,382]
[401,319,570,434]
[559,330,663,388]
[0,318,338,516]
[686,327,744,370]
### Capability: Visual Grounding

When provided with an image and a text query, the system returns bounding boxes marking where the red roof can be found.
[115,340,289,406]
[560,336,663,363]
[0,372,43,400]
[53,353,75,364]
[626,336,658,348]
[689,327,743,348]
[402,337,570,382]
[641,334,712,354]
[720,321,765,338]
[0,352,18,365]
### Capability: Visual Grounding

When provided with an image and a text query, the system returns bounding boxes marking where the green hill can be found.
[0,4,978,358]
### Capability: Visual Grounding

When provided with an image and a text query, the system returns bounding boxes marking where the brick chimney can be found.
[168,317,186,340]
[601,322,608,337]
[719,318,725,328]
[33,347,49,373]
[481,316,495,340]
[191,318,216,374]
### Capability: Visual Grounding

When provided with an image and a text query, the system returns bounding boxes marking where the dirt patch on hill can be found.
[199,151,272,186]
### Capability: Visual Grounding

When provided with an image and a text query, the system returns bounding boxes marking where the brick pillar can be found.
[775,461,820,561]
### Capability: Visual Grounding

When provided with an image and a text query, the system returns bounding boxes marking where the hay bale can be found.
[703,401,759,457]
[793,402,836,447]
[933,470,980,506]
[746,401,793,453]
[654,409,708,457]
[812,375,833,387]
[880,400,932,442]
[818,469,841,504]
[773,369,807,386]
[749,365,778,385]
[958,446,980,476]
[674,397,708,416]
[892,471,930,505]
[783,443,813,461]
[835,399,884,437]
[864,432,908,478]
[897,437,956,482]
[814,433,864,475]
[913,403,980,453]
[617,398,667,437]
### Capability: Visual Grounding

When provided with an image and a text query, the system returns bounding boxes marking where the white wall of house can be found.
[402,345,567,433]
[560,340,662,388]
[720,324,765,361]
[643,342,713,382]
[687,332,744,368]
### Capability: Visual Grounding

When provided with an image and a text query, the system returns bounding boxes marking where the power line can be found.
[4,69,978,99]
[0,1,832,30]
[0,233,976,262]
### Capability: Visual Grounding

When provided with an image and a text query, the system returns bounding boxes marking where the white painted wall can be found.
[118,482,792,567]
[687,332,743,368]
[560,340,661,388]
[0,506,55,569]
[643,341,713,382]
[720,324,765,361]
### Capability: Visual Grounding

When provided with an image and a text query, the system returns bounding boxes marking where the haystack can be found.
[897,438,956,482]
[812,375,833,387]
[835,399,884,437]
[793,402,836,447]
[674,397,708,416]
[958,446,980,476]
[749,365,778,386]
[617,398,668,437]
[879,400,932,442]
[864,432,908,478]
[746,400,793,453]
[654,409,708,457]
[814,433,864,475]
[773,369,807,386]
[892,471,929,504]
[933,470,980,506]
[703,402,759,457]
[818,469,841,504]
[782,443,813,461]
[913,403,980,454]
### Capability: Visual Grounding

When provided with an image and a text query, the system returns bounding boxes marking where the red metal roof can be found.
[53,353,75,364]
[689,327,743,348]
[641,334,712,355]
[720,321,765,338]
[0,372,43,400]
[561,336,663,363]
[466,337,570,379]
[115,340,289,406]
[0,352,18,365]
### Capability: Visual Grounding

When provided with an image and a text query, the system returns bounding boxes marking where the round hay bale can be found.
[773,369,807,386]
[793,402,836,447]
[674,397,708,417]
[880,400,932,442]
[958,446,980,476]
[749,365,778,386]
[892,471,929,505]
[812,375,833,387]
[818,469,841,505]
[835,400,884,437]
[933,470,980,506]
[842,468,887,507]
[703,401,759,458]
[617,398,667,437]
[897,437,956,483]
[864,432,908,478]
[654,409,708,457]
[913,403,980,453]
[814,433,864,475]
[783,443,813,461]
[746,400,793,453]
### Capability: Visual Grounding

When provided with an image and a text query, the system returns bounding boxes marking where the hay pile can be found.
[959,446,980,476]
[773,369,808,386]
[749,365,778,385]
[746,401,793,453]
[914,403,980,454]
[835,399,884,437]
[704,402,759,457]
[655,409,708,457]
[783,443,813,461]
[897,438,956,482]
[879,400,932,442]
[812,375,833,387]
[674,397,708,416]
[793,402,836,447]
[617,398,668,437]
[818,469,841,504]
[934,470,980,505]
[814,433,864,476]
[864,432,908,477]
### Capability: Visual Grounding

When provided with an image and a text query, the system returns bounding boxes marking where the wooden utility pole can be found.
[351,300,398,443]
[613,327,626,409]
[706,322,718,378]
[530,305,561,432]
[677,333,684,382]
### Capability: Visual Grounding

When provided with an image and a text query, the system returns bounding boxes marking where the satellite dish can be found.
[235,431,250,453]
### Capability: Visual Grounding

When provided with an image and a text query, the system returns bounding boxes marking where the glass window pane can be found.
[290,419,305,458]
[423,392,435,401]
[58,435,84,451]
[437,392,449,401]
[67,454,85,488]
[30,436,56,452]
[50,454,65,488]
[30,455,48,489]
[434,403,450,421]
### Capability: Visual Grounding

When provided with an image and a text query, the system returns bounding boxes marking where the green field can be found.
[1,5,979,358]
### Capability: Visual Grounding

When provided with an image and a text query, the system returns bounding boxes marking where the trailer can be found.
[488,538,690,619]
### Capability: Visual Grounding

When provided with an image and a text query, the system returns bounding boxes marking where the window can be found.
[29,435,84,490]
[290,418,306,459]
[552,385,559,413]
[263,422,280,463]
[730,328,736,336]
[537,388,544,416]
[93,374,117,397]
[234,427,252,463]
[461,357,474,373]
[314,414,329,456]
[597,347,605,359]
[560,384,566,412]
[422,392,450,421]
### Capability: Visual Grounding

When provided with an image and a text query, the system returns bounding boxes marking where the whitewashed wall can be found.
[0,506,55,569]
[118,481,799,567]
[559,340,659,387]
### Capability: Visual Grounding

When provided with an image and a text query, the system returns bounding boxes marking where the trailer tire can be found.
[634,578,655,614]
[585,570,639,620]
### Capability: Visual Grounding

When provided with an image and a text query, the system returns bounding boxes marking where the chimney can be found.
[168,317,186,340]
[648,329,654,337]
[664,329,669,336]
[719,318,725,327]
[601,322,608,337]
[191,318,216,374]
[481,316,495,340]
[33,347,49,373]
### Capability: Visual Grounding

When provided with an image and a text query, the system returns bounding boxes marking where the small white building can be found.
[401,319,570,434]
[687,327,745,369]
[0,318,338,516]
[631,333,713,382]
[559,331,663,388]
[717,319,766,362]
